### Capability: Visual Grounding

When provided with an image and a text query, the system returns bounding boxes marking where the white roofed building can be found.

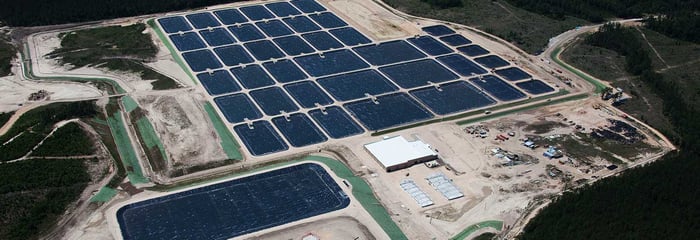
[364,136,438,172]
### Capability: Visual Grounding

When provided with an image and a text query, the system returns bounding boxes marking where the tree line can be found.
[519,23,700,240]
[0,0,244,27]
[505,0,698,23]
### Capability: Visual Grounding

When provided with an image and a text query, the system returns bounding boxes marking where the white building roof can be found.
[364,136,437,168]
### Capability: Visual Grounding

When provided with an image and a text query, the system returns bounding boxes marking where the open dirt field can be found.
[0,64,102,113]
[134,92,228,178]
[246,216,375,240]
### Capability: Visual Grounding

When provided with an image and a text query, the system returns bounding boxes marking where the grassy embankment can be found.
[46,24,180,90]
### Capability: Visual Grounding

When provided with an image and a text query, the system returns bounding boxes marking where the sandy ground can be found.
[133,92,228,179]
[0,62,102,113]
[322,0,420,41]
[246,216,375,240]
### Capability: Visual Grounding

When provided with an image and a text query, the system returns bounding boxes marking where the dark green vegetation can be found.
[646,12,700,43]
[0,111,14,127]
[0,101,97,162]
[505,0,699,45]
[474,233,497,240]
[519,24,700,240]
[47,24,180,90]
[507,0,697,23]
[32,122,95,157]
[0,159,90,240]
[419,0,462,9]
[384,0,586,53]
[0,0,244,26]
[0,38,15,77]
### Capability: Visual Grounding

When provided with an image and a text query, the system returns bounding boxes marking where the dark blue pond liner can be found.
[294,49,369,77]
[183,49,222,72]
[309,12,347,28]
[457,45,490,57]
[284,81,333,108]
[344,93,433,131]
[283,16,322,33]
[243,40,286,61]
[469,75,526,101]
[515,80,555,95]
[353,40,426,66]
[213,93,262,123]
[272,113,328,147]
[169,32,207,51]
[199,28,236,47]
[436,54,487,76]
[291,0,327,13]
[439,34,471,46]
[309,106,364,138]
[228,24,266,42]
[329,27,371,46]
[256,20,294,37]
[197,70,241,96]
[265,2,301,17]
[231,65,276,89]
[318,69,398,101]
[410,81,496,115]
[240,5,275,21]
[379,59,458,89]
[250,87,300,115]
[234,120,289,155]
[302,31,343,51]
[273,35,316,56]
[422,25,455,36]
[263,59,308,83]
[495,67,532,81]
[213,45,254,67]
[158,16,192,33]
[214,9,249,25]
[407,36,453,56]
[118,163,346,239]
[186,12,221,29]
[474,55,510,69]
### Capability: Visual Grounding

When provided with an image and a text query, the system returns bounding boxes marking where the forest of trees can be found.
[519,23,700,240]
[506,0,698,22]
[0,0,244,26]
[646,11,700,43]
[419,0,462,9]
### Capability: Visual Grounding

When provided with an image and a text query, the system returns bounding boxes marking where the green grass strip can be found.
[122,96,139,113]
[372,90,570,136]
[457,93,589,125]
[20,43,127,94]
[450,220,504,240]
[551,47,607,93]
[203,102,242,160]
[90,186,118,202]
[107,111,149,184]
[147,19,197,85]
[147,155,407,239]
[135,117,168,162]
